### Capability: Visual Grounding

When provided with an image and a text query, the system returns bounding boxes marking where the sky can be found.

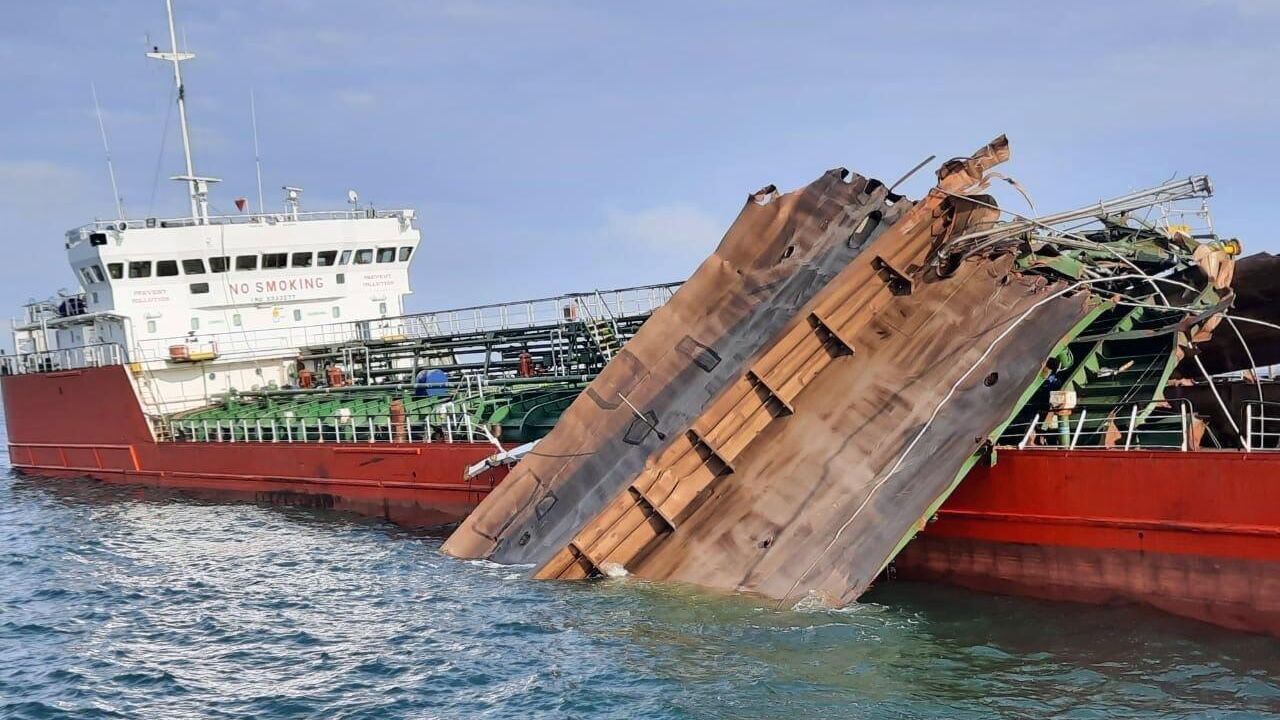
[1,0,1277,316]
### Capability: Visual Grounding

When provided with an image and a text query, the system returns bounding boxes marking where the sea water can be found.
[2,425,1278,719]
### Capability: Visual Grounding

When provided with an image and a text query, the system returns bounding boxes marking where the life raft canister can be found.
[389,398,407,443]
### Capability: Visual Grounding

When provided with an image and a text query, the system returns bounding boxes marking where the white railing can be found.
[1,282,682,376]
[167,411,490,446]
[128,281,683,365]
[1243,401,1280,452]
[1003,401,1191,451]
[72,207,413,234]
[0,342,128,375]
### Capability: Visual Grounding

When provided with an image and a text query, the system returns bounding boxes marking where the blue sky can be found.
[1,0,1277,314]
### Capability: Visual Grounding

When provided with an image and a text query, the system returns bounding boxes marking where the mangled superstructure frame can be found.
[443,137,1235,607]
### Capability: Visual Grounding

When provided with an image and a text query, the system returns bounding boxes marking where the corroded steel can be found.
[442,157,920,563]
[443,136,1235,608]
[1195,252,1280,374]
[442,139,1084,587]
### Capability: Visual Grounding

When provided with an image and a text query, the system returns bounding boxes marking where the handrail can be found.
[1242,400,1280,452]
[0,342,128,375]
[166,410,488,445]
[5,282,682,375]
[1001,398,1195,452]
[71,207,414,234]
[126,281,682,365]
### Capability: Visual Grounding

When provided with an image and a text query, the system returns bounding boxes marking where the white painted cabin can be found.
[11,200,420,414]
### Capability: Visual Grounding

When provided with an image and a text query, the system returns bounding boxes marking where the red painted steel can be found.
[1,366,508,527]
[896,449,1280,635]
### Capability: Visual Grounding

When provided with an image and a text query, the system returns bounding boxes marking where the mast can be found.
[146,0,217,223]
[91,82,125,220]
[250,89,265,214]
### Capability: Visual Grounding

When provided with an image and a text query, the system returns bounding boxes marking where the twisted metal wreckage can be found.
[443,136,1244,607]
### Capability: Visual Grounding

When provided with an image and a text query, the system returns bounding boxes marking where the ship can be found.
[5,2,1277,638]
[0,0,677,528]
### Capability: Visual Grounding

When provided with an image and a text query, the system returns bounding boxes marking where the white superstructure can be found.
[8,0,419,414]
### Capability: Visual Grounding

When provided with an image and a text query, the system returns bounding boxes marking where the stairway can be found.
[999,303,1188,449]
[574,294,622,363]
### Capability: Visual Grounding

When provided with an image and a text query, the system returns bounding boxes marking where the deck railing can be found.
[1001,400,1192,452]
[72,208,413,234]
[128,281,683,364]
[1242,400,1280,452]
[166,410,491,445]
[1,281,684,376]
[0,342,128,376]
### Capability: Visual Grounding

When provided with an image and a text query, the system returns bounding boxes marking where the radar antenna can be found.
[146,0,219,223]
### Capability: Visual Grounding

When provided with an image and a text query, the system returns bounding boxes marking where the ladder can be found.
[575,292,622,362]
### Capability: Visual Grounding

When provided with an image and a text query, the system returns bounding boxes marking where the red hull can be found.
[2,366,507,528]
[6,367,1279,634]
[895,449,1280,636]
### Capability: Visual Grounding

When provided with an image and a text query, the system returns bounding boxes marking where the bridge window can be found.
[355,249,374,264]
[376,247,396,263]
[209,256,230,273]
[79,267,94,285]
[293,309,302,321]
[90,265,106,282]
[379,302,387,316]
[190,282,209,294]
[332,306,341,318]
[399,247,413,261]
[183,259,206,274]
[291,252,313,268]
[235,255,257,271]
[338,249,352,265]
[128,261,152,279]
[107,263,123,279]
[262,253,287,269]
[157,260,179,277]
[191,317,200,331]
[317,250,338,267]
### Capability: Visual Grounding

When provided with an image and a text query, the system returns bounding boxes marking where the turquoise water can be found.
[2,438,1278,718]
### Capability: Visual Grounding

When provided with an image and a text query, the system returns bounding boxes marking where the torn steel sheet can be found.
[444,138,1064,584]
[1192,251,1278,374]
[445,137,1228,608]
[443,151,919,562]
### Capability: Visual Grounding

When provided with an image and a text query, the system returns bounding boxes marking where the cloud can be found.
[335,90,379,109]
[0,160,95,222]
[600,203,723,270]
[0,161,100,302]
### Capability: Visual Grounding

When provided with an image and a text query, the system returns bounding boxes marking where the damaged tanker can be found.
[442,136,1236,609]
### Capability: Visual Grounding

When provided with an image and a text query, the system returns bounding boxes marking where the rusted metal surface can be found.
[1193,252,1280,374]
[582,254,1090,605]
[445,138,1095,601]
[444,136,1236,610]
[443,159,916,562]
